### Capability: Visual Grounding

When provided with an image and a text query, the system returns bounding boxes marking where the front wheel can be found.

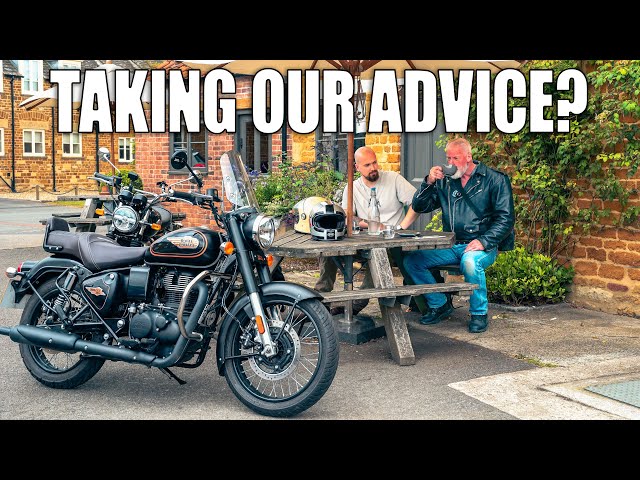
[221,297,339,417]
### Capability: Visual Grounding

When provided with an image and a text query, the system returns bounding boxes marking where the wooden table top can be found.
[269,230,455,258]
[57,195,115,202]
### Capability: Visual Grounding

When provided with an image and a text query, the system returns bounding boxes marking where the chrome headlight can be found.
[112,205,139,234]
[249,214,276,249]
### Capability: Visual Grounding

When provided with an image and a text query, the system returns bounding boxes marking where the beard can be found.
[451,163,468,180]
[364,170,379,182]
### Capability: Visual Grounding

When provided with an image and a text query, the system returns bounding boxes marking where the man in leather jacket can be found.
[403,137,515,333]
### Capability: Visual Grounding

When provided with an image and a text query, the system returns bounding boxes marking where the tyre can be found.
[221,296,339,417]
[19,278,106,389]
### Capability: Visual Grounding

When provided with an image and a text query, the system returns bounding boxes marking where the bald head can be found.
[355,146,380,183]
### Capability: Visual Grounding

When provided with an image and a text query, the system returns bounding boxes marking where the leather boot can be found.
[419,302,454,325]
[468,314,488,333]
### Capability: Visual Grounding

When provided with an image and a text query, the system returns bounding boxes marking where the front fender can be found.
[215,281,322,375]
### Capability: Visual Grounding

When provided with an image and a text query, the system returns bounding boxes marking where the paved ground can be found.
[1,196,639,420]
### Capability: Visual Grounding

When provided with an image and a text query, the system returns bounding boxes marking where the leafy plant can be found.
[115,164,143,191]
[253,154,346,224]
[486,247,574,306]
[465,60,640,263]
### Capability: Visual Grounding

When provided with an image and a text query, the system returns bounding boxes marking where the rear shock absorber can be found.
[52,270,79,323]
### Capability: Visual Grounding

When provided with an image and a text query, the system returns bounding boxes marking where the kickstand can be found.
[161,367,187,385]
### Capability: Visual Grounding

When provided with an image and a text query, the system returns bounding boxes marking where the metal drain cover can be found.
[586,380,640,409]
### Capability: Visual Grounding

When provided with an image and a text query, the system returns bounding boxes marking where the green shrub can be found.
[115,165,143,191]
[254,155,345,222]
[486,247,574,306]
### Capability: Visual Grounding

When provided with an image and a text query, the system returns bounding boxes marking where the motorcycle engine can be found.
[127,269,199,344]
[129,308,180,344]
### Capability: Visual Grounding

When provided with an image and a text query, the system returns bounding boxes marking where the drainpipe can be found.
[7,74,18,192]
[51,106,56,191]
[281,79,287,161]
[95,131,99,173]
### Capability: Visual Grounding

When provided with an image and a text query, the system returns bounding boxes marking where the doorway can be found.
[402,122,446,232]
[236,112,272,173]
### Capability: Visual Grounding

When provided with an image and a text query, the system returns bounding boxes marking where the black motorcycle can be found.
[0,150,339,418]
[92,147,184,246]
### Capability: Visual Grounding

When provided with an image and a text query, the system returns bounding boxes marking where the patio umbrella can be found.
[181,59,524,235]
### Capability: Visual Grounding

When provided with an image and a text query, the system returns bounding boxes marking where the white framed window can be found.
[0,128,4,156]
[58,60,82,70]
[18,60,43,94]
[23,129,45,156]
[118,137,135,162]
[62,132,82,157]
[0,60,3,93]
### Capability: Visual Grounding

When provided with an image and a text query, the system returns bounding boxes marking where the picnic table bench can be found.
[268,230,478,366]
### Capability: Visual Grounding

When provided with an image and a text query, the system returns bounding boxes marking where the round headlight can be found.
[112,205,139,234]
[252,214,276,249]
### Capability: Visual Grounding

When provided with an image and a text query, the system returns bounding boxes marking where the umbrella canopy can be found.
[181,59,524,235]
[181,59,522,78]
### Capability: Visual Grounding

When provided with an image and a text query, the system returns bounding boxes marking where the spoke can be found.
[298,358,316,376]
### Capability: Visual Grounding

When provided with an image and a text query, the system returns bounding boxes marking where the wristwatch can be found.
[395,225,404,231]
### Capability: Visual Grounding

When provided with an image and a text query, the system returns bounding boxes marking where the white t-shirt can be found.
[341,171,416,226]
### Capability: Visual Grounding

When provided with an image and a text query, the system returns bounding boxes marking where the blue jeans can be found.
[402,244,498,315]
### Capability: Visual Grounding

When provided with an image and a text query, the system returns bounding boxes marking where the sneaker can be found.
[419,303,454,325]
[468,314,488,333]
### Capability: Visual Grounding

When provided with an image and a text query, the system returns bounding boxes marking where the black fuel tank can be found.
[145,228,223,268]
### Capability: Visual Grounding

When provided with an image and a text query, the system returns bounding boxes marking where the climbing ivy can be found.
[466,60,640,262]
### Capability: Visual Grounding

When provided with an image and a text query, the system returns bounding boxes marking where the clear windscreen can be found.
[219,150,260,210]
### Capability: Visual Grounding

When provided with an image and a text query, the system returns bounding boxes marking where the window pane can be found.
[35,142,43,154]
[25,130,32,143]
[35,131,43,143]
[73,144,80,154]
[63,144,70,154]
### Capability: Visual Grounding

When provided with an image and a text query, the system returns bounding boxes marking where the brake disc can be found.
[247,319,301,381]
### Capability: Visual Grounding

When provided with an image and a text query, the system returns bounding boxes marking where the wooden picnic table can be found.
[268,230,478,366]
[42,195,116,232]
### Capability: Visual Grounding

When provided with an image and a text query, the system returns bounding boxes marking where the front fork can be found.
[228,217,277,358]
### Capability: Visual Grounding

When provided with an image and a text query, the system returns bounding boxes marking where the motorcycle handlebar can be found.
[170,190,214,205]
[93,172,112,182]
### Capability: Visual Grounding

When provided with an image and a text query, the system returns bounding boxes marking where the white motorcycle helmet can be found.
[293,196,346,241]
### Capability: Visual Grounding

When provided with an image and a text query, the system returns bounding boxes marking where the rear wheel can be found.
[221,296,339,417]
[19,278,106,389]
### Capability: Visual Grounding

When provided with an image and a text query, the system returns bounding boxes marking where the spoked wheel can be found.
[19,278,106,389]
[221,297,339,417]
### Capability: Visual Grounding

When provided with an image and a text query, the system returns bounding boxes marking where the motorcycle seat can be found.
[45,218,147,272]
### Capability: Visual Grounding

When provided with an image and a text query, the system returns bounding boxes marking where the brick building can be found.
[0,60,155,194]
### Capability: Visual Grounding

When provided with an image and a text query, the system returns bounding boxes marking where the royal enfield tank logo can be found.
[86,286,106,296]
[168,236,200,249]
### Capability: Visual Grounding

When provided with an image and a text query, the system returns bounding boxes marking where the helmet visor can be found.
[313,213,346,231]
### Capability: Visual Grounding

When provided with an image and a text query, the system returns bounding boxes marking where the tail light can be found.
[6,261,36,279]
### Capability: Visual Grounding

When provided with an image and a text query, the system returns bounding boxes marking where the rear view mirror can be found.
[171,150,189,170]
[128,171,139,182]
[98,147,110,161]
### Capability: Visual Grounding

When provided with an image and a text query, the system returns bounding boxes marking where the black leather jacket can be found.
[412,161,515,251]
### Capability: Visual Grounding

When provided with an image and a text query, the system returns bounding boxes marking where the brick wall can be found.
[0,74,140,194]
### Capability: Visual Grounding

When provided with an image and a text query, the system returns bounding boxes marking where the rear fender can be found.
[5,257,91,306]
